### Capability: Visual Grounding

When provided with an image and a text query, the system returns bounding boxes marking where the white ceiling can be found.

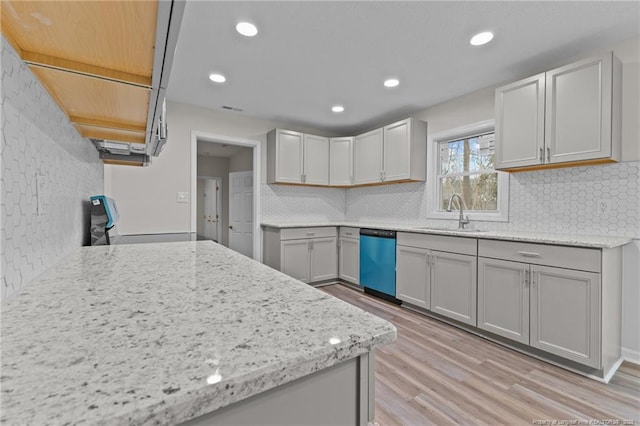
[167,1,640,135]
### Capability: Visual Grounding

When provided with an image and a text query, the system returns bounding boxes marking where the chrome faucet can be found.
[447,194,471,229]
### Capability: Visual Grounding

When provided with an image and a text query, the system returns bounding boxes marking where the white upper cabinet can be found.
[303,134,329,185]
[495,52,621,171]
[354,118,427,185]
[268,117,426,187]
[329,137,354,186]
[495,74,545,169]
[354,128,384,185]
[267,129,304,184]
[267,129,329,185]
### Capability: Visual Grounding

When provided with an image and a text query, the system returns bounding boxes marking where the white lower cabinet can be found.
[430,251,477,326]
[478,258,530,345]
[478,239,616,371]
[310,237,339,282]
[263,227,337,285]
[281,239,312,283]
[338,228,359,284]
[396,232,477,325]
[530,265,601,368]
[396,245,430,309]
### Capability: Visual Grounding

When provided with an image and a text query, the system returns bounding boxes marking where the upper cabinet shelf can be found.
[1,0,184,166]
[495,52,622,172]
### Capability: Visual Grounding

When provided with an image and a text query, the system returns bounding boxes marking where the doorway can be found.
[197,177,222,242]
[193,134,259,258]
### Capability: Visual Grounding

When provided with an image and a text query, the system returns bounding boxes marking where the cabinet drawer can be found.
[339,227,359,239]
[397,232,477,256]
[280,227,337,240]
[478,239,601,273]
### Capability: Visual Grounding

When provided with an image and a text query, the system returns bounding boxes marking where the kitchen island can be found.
[0,241,396,425]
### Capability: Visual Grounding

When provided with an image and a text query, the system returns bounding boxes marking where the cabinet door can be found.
[430,251,477,326]
[329,137,353,186]
[396,245,430,309]
[494,74,545,169]
[383,119,411,181]
[545,53,613,164]
[310,237,338,282]
[353,128,383,185]
[477,258,530,344]
[530,265,601,368]
[281,239,310,283]
[339,237,359,284]
[275,130,304,183]
[303,134,329,185]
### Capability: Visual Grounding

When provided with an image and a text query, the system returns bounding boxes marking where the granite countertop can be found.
[0,242,396,425]
[260,221,632,249]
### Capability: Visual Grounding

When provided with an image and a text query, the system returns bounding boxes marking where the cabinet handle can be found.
[345,232,352,236]
[523,268,529,287]
[517,251,541,258]
[539,147,544,162]
[382,171,386,181]
[546,147,551,162]
[306,232,315,236]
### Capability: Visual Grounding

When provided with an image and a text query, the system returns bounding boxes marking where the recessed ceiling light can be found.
[332,105,344,113]
[470,31,494,46]
[209,73,226,83]
[236,22,258,37]
[384,78,400,88]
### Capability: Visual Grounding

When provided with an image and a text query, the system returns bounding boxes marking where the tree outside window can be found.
[438,132,498,211]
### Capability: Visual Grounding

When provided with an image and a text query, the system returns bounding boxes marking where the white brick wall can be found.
[1,38,104,300]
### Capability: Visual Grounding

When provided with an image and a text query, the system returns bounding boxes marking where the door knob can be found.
[229,225,234,229]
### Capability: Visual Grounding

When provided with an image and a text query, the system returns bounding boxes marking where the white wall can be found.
[1,38,104,300]
[229,148,253,173]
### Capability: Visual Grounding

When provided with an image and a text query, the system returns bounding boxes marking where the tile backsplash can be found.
[263,161,639,239]
[1,38,104,300]
[261,184,345,222]
[345,161,640,238]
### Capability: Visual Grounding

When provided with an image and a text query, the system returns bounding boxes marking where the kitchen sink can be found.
[412,226,486,233]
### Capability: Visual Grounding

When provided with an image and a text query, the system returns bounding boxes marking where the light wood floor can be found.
[321,284,640,426]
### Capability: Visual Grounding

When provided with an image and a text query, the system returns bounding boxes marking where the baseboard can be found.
[622,347,640,365]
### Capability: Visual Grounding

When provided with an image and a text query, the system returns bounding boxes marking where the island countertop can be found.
[0,241,396,425]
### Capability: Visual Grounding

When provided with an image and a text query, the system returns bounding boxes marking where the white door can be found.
[353,128,383,185]
[203,178,221,241]
[229,171,254,258]
[383,118,411,181]
[303,134,329,185]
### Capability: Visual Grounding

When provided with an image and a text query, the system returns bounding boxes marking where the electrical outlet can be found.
[596,199,610,215]
[177,192,189,203]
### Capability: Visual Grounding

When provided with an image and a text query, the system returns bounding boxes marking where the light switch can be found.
[177,192,189,203]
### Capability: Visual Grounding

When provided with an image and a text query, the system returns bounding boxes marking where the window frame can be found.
[426,120,509,222]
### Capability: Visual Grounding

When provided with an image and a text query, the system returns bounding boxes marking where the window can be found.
[427,120,509,222]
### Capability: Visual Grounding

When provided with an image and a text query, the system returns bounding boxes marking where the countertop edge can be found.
[260,222,633,249]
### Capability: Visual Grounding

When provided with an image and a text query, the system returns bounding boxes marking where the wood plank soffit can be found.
[22,51,152,88]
